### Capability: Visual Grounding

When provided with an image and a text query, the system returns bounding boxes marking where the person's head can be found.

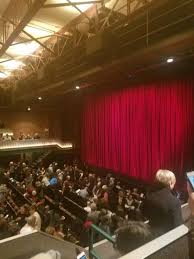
[99,209,107,219]
[155,169,176,189]
[102,185,108,191]
[97,177,101,182]
[118,190,124,197]
[127,189,131,195]
[30,251,61,259]
[19,206,26,215]
[100,215,109,226]
[90,203,97,212]
[45,205,50,212]
[66,175,70,181]
[45,226,55,236]
[115,221,151,255]
[0,218,8,232]
[128,194,133,200]
[97,181,101,187]
[26,215,36,228]
[86,201,91,207]
[32,190,37,196]
[29,205,36,215]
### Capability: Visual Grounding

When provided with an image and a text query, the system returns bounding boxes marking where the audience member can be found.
[88,203,100,225]
[78,185,89,199]
[143,169,183,236]
[20,215,36,235]
[29,205,42,231]
[115,221,151,255]
[0,217,11,240]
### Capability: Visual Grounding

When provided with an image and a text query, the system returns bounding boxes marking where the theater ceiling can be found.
[0,0,193,107]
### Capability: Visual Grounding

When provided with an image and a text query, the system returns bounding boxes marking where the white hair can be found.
[30,250,61,259]
[155,169,176,187]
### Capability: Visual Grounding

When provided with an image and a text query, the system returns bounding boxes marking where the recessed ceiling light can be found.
[27,107,31,111]
[75,86,80,89]
[167,58,174,63]
[38,96,42,100]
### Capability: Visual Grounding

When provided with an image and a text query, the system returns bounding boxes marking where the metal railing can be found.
[89,224,116,259]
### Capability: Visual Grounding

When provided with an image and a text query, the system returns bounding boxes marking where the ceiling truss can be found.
[0,0,47,57]
[0,0,154,93]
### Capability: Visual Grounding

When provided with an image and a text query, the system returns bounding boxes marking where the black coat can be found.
[143,185,183,236]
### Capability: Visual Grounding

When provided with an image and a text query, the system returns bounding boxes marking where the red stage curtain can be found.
[81,80,194,184]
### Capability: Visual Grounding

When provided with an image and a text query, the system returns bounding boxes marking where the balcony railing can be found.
[0,139,73,151]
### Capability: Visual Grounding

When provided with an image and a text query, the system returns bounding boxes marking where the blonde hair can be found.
[155,169,176,187]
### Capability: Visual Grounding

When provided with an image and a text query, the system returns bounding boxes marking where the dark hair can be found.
[115,221,151,254]
[0,218,8,231]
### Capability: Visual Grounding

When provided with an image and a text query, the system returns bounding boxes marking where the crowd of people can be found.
[0,159,148,245]
[0,132,41,141]
[0,157,189,255]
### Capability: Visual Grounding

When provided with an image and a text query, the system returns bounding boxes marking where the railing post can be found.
[89,227,94,259]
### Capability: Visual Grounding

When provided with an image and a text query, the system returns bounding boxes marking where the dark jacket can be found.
[143,185,183,236]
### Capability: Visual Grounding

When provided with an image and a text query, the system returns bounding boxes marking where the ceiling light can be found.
[24,25,54,38]
[0,72,8,78]
[38,96,42,100]
[7,41,40,57]
[64,2,93,14]
[1,60,25,70]
[167,58,174,63]
[75,86,80,90]
[27,107,31,111]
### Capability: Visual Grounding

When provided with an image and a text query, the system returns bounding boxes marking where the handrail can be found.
[119,224,189,259]
[89,224,115,259]
[0,139,73,151]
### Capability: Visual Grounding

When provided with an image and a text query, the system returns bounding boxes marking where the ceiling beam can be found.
[0,0,47,58]
[22,29,56,55]
[43,1,102,8]
[11,35,52,46]
[66,0,92,22]
[0,42,19,60]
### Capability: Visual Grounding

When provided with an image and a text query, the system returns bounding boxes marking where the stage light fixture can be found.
[27,107,31,111]
[167,58,174,63]
[38,96,42,100]
[75,86,80,89]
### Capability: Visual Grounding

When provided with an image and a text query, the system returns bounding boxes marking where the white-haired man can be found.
[143,169,183,236]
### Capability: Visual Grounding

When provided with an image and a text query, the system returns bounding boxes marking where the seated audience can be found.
[1,157,186,248]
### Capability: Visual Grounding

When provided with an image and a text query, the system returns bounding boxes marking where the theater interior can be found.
[0,0,194,259]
